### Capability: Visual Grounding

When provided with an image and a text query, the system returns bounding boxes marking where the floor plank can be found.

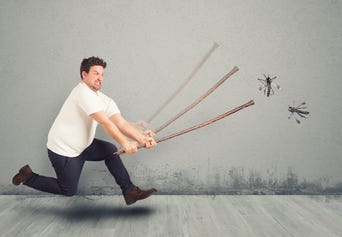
[0,195,341,237]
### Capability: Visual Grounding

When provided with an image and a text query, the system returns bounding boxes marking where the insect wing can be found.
[297,105,308,110]
[296,102,307,110]
[272,81,281,90]
[296,110,309,118]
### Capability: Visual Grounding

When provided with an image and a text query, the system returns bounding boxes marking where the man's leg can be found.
[21,150,85,196]
[81,139,134,195]
[82,139,156,205]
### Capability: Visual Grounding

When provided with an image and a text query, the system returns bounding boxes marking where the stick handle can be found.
[114,100,254,156]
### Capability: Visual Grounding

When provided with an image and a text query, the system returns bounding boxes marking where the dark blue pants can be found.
[24,139,134,196]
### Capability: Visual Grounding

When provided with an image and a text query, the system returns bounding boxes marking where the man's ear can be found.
[81,71,87,80]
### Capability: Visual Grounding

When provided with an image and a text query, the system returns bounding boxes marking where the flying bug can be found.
[288,101,310,124]
[258,74,280,97]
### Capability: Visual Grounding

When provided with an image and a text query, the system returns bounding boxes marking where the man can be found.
[12,56,157,205]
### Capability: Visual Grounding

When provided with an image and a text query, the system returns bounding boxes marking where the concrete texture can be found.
[1,195,342,236]
[0,0,341,194]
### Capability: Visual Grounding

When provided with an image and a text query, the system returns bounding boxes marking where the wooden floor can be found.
[0,195,341,237]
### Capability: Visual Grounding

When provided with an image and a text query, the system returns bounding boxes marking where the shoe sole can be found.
[125,189,157,205]
[12,165,31,185]
[12,173,24,185]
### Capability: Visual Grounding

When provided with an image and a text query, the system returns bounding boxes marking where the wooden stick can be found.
[153,66,239,134]
[145,42,219,124]
[115,100,254,155]
[156,100,254,143]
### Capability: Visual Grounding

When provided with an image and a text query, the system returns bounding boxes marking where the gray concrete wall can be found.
[1,0,341,194]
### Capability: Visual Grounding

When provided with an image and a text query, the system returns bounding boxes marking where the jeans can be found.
[24,139,134,196]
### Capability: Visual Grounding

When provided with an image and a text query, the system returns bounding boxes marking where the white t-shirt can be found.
[47,82,120,157]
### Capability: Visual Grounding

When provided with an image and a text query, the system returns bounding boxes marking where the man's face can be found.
[82,65,104,92]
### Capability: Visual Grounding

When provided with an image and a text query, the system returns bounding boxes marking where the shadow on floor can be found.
[23,200,157,221]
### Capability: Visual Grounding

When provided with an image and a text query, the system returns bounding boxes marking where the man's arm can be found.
[110,114,157,149]
[90,111,138,154]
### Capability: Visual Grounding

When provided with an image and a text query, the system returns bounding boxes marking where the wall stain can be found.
[2,165,342,195]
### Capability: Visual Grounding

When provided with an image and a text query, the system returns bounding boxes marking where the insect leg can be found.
[288,112,294,119]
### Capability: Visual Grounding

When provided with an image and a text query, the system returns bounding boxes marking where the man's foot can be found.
[124,186,157,205]
[12,165,32,185]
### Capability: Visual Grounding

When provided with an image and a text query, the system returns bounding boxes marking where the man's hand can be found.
[121,141,138,154]
[142,130,157,149]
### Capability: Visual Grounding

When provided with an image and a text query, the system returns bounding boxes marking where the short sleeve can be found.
[106,98,121,117]
[77,89,104,115]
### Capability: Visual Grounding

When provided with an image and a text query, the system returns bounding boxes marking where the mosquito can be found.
[258,74,280,97]
[288,102,310,124]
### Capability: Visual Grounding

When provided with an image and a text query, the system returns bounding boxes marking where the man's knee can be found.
[95,139,117,153]
[104,142,117,154]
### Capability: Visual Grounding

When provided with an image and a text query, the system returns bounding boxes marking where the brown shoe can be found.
[124,186,157,205]
[12,165,32,186]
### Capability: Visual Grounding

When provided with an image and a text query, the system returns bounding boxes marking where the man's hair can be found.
[80,56,107,79]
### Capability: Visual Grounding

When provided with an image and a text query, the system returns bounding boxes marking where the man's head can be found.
[80,56,107,92]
